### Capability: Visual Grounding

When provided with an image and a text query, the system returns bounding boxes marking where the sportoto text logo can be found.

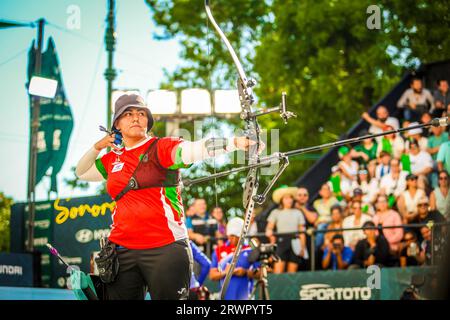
[299,284,372,300]
[75,229,110,243]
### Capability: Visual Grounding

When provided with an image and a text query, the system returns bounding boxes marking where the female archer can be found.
[75,93,260,299]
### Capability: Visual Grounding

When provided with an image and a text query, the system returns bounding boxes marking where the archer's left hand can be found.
[234,137,266,154]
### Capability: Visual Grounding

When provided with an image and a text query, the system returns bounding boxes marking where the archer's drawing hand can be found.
[94,134,115,151]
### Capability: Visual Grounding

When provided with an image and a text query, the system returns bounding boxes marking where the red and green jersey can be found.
[95,136,190,249]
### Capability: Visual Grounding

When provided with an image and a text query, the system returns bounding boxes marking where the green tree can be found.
[63,166,89,191]
[380,0,450,67]
[146,0,449,212]
[0,192,13,252]
[253,0,402,185]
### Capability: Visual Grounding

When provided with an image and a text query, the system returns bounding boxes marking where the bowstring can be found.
[206,2,219,215]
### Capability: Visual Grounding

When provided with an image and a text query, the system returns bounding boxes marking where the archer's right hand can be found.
[94,134,115,151]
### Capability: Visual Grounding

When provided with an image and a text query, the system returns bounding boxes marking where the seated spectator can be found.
[247,213,259,237]
[323,204,344,248]
[399,231,424,267]
[351,221,391,268]
[375,151,392,180]
[351,167,373,197]
[295,187,318,228]
[209,218,260,300]
[419,225,446,266]
[373,194,404,253]
[433,79,450,117]
[420,112,432,137]
[329,165,352,201]
[407,140,433,190]
[400,119,411,137]
[185,203,204,243]
[295,187,318,270]
[427,125,449,161]
[186,199,215,248]
[351,130,378,165]
[397,174,427,224]
[376,125,405,159]
[437,141,450,176]
[416,195,446,226]
[415,197,447,256]
[343,201,373,249]
[404,122,428,151]
[406,195,446,244]
[379,158,408,203]
[350,187,375,215]
[313,183,339,225]
[266,186,307,273]
[313,183,339,248]
[338,146,359,186]
[352,188,378,217]
[361,105,400,144]
[397,77,434,122]
[322,234,353,271]
[211,206,227,247]
[430,170,450,219]
[367,159,378,181]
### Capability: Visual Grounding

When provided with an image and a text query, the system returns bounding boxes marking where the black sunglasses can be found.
[418,203,428,207]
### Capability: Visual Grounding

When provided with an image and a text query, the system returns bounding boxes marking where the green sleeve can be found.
[95,158,108,179]
[168,146,193,170]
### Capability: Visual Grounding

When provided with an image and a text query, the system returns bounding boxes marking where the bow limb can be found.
[204,0,260,300]
[205,0,249,88]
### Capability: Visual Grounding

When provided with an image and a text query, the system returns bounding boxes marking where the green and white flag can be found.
[27,37,74,193]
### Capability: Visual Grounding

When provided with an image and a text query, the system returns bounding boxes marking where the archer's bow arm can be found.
[179,136,238,165]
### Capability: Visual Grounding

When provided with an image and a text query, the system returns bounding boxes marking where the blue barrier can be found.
[0,286,76,300]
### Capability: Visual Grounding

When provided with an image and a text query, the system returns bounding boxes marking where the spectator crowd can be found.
[187,78,449,293]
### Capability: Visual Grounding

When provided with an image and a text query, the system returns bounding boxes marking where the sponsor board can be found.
[0,265,23,276]
[41,254,51,266]
[0,253,33,287]
[58,256,82,265]
[75,228,110,244]
[12,195,114,288]
[34,219,51,229]
[299,283,372,300]
[33,237,49,247]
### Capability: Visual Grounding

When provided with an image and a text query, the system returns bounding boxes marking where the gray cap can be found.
[112,94,154,131]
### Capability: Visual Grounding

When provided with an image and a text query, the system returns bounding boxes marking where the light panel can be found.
[214,89,241,114]
[28,76,58,99]
[146,90,177,115]
[180,89,212,114]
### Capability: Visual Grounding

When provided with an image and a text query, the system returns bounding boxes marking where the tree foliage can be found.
[0,192,13,252]
[63,166,89,191]
[145,0,449,213]
[380,0,450,66]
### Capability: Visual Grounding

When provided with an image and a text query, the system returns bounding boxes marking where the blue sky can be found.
[0,0,182,201]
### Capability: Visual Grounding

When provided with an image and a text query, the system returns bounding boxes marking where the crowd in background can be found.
[187,78,450,284]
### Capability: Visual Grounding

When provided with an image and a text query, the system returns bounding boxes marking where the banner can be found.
[26,201,53,286]
[10,194,115,288]
[203,266,437,300]
[27,37,74,193]
[0,253,33,287]
[10,194,438,295]
[51,195,114,288]
[268,268,380,300]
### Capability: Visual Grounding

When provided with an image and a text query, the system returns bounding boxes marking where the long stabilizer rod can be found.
[182,117,449,187]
